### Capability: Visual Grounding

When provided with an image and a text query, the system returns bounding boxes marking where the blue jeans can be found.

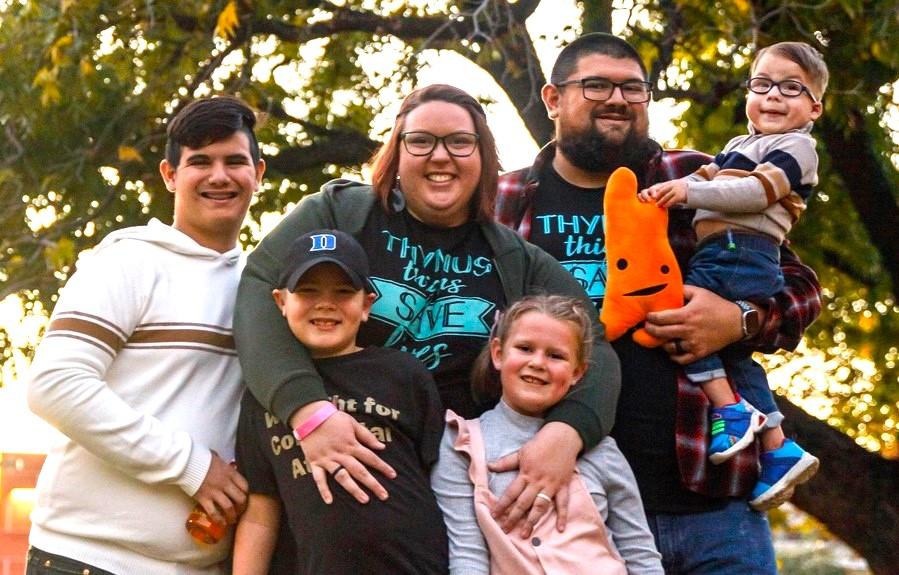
[646,500,777,574]
[685,230,784,423]
[26,547,117,575]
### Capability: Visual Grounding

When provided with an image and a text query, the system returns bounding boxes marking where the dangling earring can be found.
[389,175,405,212]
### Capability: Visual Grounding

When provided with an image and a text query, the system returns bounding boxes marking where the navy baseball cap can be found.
[278,230,373,293]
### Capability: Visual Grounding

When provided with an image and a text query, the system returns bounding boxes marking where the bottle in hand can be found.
[186,503,226,544]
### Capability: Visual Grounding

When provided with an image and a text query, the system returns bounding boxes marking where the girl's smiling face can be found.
[492,311,586,417]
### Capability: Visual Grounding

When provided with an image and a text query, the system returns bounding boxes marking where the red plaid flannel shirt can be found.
[495,142,822,497]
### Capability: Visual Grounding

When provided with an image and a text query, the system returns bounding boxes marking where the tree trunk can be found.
[779,397,899,575]
[818,111,899,295]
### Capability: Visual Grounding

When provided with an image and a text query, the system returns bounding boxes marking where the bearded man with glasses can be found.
[495,33,824,574]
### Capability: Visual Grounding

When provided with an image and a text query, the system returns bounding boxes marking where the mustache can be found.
[591,104,633,119]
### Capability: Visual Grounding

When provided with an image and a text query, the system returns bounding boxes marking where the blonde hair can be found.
[471,295,594,404]
[752,41,829,100]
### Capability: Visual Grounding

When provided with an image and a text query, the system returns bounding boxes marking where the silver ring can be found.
[673,339,685,354]
[535,492,552,504]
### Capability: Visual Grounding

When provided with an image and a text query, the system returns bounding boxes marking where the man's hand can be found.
[290,401,396,505]
[488,422,581,537]
[638,179,688,208]
[644,285,747,364]
[195,451,249,527]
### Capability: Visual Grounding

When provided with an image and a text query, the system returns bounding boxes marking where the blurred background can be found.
[2,1,897,573]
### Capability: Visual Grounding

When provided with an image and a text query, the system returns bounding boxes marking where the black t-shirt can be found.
[528,164,608,310]
[356,208,505,418]
[531,164,726,514]
[236,347,448,574]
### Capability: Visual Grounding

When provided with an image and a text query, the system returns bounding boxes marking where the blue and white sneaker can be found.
[749,439,819,511]
[708,402,766,464]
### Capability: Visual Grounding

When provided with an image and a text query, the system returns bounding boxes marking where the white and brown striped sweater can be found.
[687,122,818,243]
[27,219,244,574]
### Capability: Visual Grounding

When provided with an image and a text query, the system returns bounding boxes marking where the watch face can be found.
[736,300,759,338]
[745,309,760,336]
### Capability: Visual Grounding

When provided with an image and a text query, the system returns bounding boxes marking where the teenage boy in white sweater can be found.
[25,96,265,575]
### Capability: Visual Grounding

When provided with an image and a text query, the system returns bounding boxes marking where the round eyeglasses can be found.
[745,77,818,102]
[555,77,652,103]
[400,131,480,157]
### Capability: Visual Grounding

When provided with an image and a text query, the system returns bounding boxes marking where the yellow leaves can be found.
[80,58,94,78]
[60,0,76,13]
[729,0,751,16]
[117,146,144,163]
[50,34,73,66]
[32,67,61,107]
[32,34,75,107]
[215,1,241,41]
[44,237,76,271]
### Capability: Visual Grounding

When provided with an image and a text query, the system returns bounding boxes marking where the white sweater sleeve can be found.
[430,424,490,575]
[580,438,664,574]
[26,245,211,496]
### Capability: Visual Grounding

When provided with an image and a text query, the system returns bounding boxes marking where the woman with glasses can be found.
[234,84,621,567]
[638,41,827,512]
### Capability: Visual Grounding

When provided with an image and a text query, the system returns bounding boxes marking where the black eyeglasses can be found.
[400,131,480,157]
[745,77,818,102]
[555,77,652,103]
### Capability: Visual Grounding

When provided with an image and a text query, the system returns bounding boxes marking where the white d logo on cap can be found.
[309,233,337,251]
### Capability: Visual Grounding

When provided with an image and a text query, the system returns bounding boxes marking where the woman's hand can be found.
[488,421,581,537]
[290,402,397,504]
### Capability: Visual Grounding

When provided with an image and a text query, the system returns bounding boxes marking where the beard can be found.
[557,112,656,178]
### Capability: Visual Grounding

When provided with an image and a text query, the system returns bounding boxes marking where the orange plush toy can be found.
[600,167,683,347]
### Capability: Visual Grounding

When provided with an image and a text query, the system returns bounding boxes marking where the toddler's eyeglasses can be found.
[745,77,818,102]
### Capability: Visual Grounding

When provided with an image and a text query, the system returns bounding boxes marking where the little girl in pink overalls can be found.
[431,295,663,574]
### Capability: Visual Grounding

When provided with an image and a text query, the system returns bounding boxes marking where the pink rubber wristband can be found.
[293,403,338,441]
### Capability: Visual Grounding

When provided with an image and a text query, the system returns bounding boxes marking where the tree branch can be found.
[818,110,899,296]
[265,129,380,174]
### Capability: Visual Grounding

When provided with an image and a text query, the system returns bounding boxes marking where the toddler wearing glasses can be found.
[638,41,827,511]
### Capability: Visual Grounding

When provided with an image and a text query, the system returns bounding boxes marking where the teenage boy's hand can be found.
[488,421,581,537]
[195,451,249,526]
[292,403,396,505]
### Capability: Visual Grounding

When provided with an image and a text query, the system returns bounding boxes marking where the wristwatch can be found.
[735,300,760,340]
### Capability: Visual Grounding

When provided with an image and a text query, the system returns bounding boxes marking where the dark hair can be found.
[550,32,648,84]
[165,96,261,167]
[370,84,500,222]
[752,41,829,100]
[471,295,594,404]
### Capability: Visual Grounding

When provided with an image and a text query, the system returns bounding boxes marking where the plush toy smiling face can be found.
[600,167,684,347]
[615,256,674,297]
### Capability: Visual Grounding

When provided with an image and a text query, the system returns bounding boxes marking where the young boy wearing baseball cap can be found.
[232,230,449,574]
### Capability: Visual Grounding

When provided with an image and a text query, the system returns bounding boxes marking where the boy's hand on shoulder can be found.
[195,451,248,526]
[296,407,397,505]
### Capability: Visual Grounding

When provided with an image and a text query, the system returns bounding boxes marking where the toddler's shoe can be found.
[708,402,766,464]
[750,439,819,511]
